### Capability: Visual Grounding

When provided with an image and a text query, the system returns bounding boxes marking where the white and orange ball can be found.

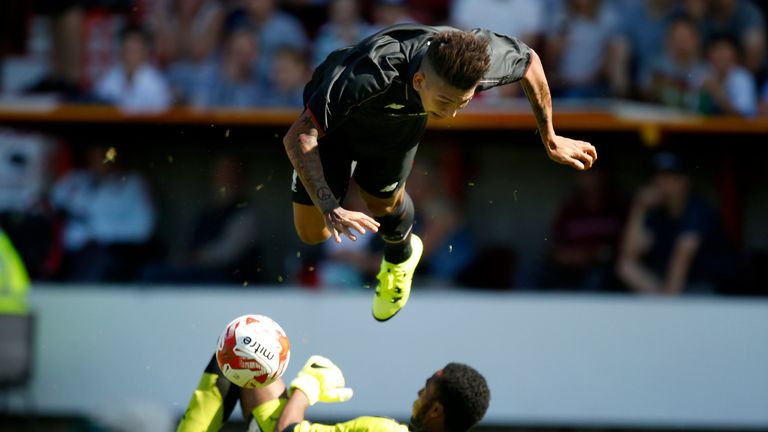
[216,314,290,388]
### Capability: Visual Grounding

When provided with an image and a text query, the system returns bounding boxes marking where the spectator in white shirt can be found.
[545,0,620,99]
[93,26,172,113]
[51,144,157,281]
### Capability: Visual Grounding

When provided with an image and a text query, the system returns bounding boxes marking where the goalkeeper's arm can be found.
[250,355,405,432]
[275,389,311,431]
[256,387,406,432]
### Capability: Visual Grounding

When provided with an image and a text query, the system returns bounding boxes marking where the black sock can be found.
[374,192,415,264]
[204,353,240,421]
[384,233,412,264]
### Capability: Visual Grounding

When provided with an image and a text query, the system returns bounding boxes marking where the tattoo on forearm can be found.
[284,112,337,213]
[298,113,316,137]
[316,187,332,200]
[522,80,552,135]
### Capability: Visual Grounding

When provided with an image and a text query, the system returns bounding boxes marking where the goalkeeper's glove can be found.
[289,355,353,406]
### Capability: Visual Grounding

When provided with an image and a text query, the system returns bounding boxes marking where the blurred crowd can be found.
[0,124,765,297]
[0,0,767,116]
[0,0,766,296]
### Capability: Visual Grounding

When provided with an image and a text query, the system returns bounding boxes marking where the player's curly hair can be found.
[434,363,490,431]
[425,31,491,91]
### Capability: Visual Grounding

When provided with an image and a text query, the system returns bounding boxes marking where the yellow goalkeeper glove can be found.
[289,355,353,406]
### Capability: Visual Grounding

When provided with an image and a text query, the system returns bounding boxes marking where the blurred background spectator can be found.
[25,1,85,97]
[696,33,757,116]
[539,168,628,291]
[92,25,172,112]
[0,0,765,296]
[545,0,621,99]
[261,45,310,107]
[639,14,707,111]
[0,129,56,280]
[193,26,262,108]
[227,0,308,79]
[141,155,262,284]
[311,0,375,67]
[611,0,675,98]
[152,0,225,104]
[617,152,732,295]
[704,0,765,80]
[0,0,764,112]
[50,143,157,282]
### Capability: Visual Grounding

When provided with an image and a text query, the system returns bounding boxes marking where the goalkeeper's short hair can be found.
[435,363,490,431]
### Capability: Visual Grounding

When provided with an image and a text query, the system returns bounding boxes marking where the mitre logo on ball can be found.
[216,314,290,388]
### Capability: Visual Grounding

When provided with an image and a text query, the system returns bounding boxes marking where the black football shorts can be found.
[291,139,417,206]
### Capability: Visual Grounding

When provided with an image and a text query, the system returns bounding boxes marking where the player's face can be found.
[413,71,475,121]
[410,370,442,430]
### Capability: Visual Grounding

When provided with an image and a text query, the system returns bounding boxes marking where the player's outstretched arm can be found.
[283,111,379,242]
[276,389,311,431]
[520,50,597,171]
[276,355,353,431]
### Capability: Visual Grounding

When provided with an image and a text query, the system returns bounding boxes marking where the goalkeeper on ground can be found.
[178,354,490,432]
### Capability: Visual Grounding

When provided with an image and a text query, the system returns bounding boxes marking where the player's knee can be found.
[366,199,398,216]
[294,224,330,245]
[362,192,402,216]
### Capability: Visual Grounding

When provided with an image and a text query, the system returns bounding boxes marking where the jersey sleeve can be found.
[304,45,402,134]
[470,28,533,92]
[286,416,409,432]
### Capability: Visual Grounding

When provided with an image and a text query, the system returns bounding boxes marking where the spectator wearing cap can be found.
[696,34,757,117]
[617,152,731,295]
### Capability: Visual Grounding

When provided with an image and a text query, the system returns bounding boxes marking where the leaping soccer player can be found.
[283,24,597,321]
[178,355,490,432]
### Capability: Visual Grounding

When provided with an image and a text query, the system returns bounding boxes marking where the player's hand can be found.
[290,355,353,406]
[325,207,379,243]
[545,135,597,170]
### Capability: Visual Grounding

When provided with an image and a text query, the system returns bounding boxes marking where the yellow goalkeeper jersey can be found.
[288,417,409,432]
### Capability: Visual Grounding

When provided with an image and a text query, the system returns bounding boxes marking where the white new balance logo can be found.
[380,182,399,193]
[385,103,405,110]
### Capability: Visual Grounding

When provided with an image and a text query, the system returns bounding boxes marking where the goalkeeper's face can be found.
[409,370,444,431]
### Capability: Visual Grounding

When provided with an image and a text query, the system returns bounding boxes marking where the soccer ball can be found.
[216,314,291,388]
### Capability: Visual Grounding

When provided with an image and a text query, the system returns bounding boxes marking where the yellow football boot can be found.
[372,234,423,321]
